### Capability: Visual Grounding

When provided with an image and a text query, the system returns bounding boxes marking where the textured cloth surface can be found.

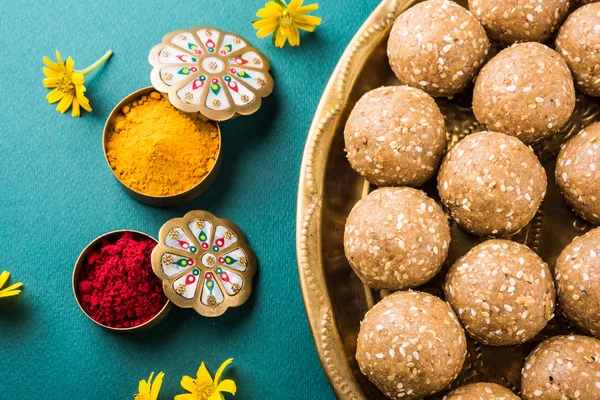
[0,0,379,398]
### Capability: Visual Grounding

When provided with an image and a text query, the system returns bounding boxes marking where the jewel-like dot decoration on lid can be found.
[151,210,257,317]
[149,26,274,121]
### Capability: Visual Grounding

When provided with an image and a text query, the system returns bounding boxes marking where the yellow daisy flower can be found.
[0,271,23,298]
[175,358,236,400]
[253,0,322,48]
[134,371,164,400]
[42,49,112,117]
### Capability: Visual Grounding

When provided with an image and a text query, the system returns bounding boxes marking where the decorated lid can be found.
[149,26,274,121]
[151,210,257,317]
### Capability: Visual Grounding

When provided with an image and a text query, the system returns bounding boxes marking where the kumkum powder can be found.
[105,92,220,197]
[77,232,167,328]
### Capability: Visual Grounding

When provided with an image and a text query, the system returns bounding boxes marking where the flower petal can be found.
[196,362,214,385]
[0,290,22,298]
[56,93,74,114]
[275,27,288,48]
[180,375,195,393]
[55,50,66,71]
[287,0,304,13]
[0,282,22,293]
[256,24,279,38]
[288,25,301,46]
[295,15,322,31]
[75,87,92,112]
[71,97,80,117]
[252,18,279,29]
[42,67,61,78]
[216,379,237,395]
[43,56,62,73]
[65,57,75,76]
[46,88,66,104]
[214,358,233,384]
[138,376,150,395]
[207,392,223,400]
[71,72,84,85]
[174,394,197,400]
[0,271,9,289]
[150,372,164,400]
[256,2,283,18]
[43,78,60,88]
[296,3,319,15]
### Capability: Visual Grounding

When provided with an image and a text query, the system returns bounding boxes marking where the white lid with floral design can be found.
[149,26,274,121]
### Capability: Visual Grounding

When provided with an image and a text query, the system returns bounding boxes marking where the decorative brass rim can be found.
[152,210,257,317]
[296,1,406,398]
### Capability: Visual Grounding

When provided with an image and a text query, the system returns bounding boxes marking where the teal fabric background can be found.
[0,0,380,398]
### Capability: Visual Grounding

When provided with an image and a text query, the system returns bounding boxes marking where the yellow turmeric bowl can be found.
[103,86,222,207]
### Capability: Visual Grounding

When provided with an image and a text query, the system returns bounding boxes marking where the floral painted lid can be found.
[149,26,274,121]
[151,210,257,317]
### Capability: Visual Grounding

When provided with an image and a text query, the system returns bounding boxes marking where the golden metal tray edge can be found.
[297,1,405,398]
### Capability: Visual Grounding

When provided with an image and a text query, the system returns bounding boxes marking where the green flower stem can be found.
[79,50,113,76]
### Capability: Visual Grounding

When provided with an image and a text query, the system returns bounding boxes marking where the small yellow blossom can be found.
[42,49,112,117]
[134,371,164,400]
[253,0,322,48]
[0,271,23,298]
[175,358,236,400]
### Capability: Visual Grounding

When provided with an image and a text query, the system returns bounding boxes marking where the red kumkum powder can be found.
[77,232,167,328]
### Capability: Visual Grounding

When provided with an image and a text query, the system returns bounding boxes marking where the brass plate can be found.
[296,0,600,398]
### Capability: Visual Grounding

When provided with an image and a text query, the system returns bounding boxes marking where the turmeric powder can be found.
[105,92,220,197]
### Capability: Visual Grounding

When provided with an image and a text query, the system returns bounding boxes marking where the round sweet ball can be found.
[437,131,547,236]
[387,0,490,98]
[473,42,576,144]
[556,3,600,97]
[356,291,467,400]
[445,239,555,346]
[344,86,447,187]
[521,335,600,400]
[555,227,600,337]
[442,382,519,400]
[344,187,450,290]
[556,122,600,224]
[468,0,570,45]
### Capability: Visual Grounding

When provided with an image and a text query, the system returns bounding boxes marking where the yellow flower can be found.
[0,271,23,298]
[253,0,322,48]
[42,49,112,117]
[134,371,164,400]
[175,358,236,400]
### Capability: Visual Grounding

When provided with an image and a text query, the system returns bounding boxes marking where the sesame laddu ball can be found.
[555,227,600,338]
[556,122,600,224]
[472,42,576,144]
[344,187,451,290]
[556,3,600,97]
[468,0,570,45]
[344,86,447,187]
[356,291,467,400]
[521,335,600,400]
[442,382,520,400]
[437,131,547,236]
[444,239,555,346]
[387,0,490,98]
